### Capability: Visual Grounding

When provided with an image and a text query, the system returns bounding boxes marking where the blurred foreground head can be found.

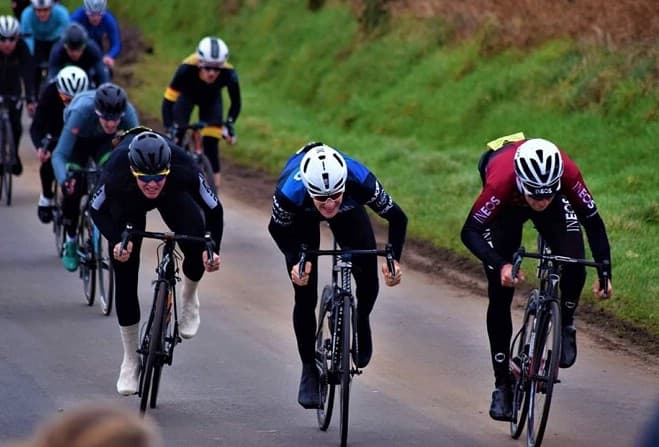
[6,401,162,447]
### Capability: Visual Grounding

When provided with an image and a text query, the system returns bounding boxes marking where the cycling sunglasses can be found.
[199,65,222,72]
[0,35,18,42]
[522,180,560,200]
[131,167,170,183]
[311,191,343,203]
[95,109,125,121]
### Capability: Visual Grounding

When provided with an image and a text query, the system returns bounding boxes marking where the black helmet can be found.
[128,132,171,174]
[94,82,127,120]
[62,22,87,50]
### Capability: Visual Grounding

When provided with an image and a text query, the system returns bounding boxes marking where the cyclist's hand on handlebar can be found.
[501,263,525,288]
[222,119,237,144]
[112,241,133,262]
[291,261,312,286]
[381,260,402,286]
[203,251,221,272]
[593,278,612,300]
[36,147,51,163]
[62,178,76,196]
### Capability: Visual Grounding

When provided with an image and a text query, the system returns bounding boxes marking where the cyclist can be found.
[19,0,69,92]
[268,142,407,409]
[460,135,613,422]
[47,21,109,87]
[11,0,31,19]
[51,82,138,272]
[89,129,223,396]
[162,36,241,188]
[30,65,89,223]
[0,15,37,176]
[70,0,121,76]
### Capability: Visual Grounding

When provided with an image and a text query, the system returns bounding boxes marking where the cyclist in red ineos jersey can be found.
[460,134,613,422]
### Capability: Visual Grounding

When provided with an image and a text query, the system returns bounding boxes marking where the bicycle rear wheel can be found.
[78,214,95,305]
[527,300,561,447]
[316,285,336,430]
[95,230,114,316]
[510,290,538,439]
[339,293,352,447]
[140,283,167,414]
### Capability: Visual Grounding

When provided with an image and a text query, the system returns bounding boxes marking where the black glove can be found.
[222,118,236,142]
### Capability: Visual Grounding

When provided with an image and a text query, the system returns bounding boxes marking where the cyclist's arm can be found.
[17,40,37,101]
[161,67,185,128]
[86,41,110,85]
[103,12,122,59]
[120,103,140,129]
[51,118,80,185]
[224,69,241,123]
[19,9,34,54]
[267,192,301,266]
[46,42,64,81]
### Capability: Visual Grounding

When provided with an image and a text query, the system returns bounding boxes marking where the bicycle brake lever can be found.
[120,223,133,252]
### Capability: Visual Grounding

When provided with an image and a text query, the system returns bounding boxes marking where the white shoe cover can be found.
[179,277,200,339]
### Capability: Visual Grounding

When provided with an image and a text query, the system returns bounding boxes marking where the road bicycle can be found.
[509,236,609,447]
[67,162,114,316]
[174,121,217,193]
[299,241,395,447]
[120,224,215,414]
[0,95,21,206]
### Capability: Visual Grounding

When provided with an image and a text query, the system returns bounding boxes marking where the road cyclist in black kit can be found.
[89,128,223,396]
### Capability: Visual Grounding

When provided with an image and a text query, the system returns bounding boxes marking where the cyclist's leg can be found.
[158,192,206,339]
[282,220,322,408]
[60,174,87,271]
[485,207,528,420]
[532,195,586,368]
[199,99,222,187]
[329,206,378,368]
[112,214,146,395]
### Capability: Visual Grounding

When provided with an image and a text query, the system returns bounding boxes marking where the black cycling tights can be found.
[285,206,379,364]
[484,196,586,385]
[112,192,207,327]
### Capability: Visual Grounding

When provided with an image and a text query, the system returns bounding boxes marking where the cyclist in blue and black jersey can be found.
[268,142,408,409]
[47,22,109,87]
[19,0,69,91]
[70,0,121,76]
[0,15,37,176]
[162,36,241,188]
[30,65,89,223]
[51,82,138,272]
[90,129,223,396]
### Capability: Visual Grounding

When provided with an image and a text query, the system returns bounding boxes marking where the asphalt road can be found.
[0,141,657,446]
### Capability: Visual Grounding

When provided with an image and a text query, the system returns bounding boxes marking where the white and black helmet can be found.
[196,36,229,65]
[56,66,89,97]
[0,15,19,38]
[514,138,564,196]
[299,144,348,196]
[84,0,107,14]
[31,0,54,8]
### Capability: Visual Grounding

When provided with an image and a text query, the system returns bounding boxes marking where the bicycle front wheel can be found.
[78,214,95,306]
[316,285,336,430]
[96,231,114,316]
[510,290,538,439]
[52,186,65,257]
[527,299,561,447]
[1,118,15,206]
[140,283,167,414]
[339,293,352,447]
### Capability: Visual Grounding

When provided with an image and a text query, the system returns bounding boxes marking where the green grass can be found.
[55,0,658,337]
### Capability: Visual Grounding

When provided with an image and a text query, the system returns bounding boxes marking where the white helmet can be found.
[0,15,19,38]
[196,36,229,65]
[514,138,564,196]
[84,0,107,14]
[56,66,90,97]
[299,144,348,196]
[31,0,54,8]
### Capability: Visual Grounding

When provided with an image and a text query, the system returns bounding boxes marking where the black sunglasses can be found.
[311,191,343,202]
[0,36,18,42]
[200,65,222,72]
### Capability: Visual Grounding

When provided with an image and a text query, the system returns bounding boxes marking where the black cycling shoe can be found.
[297,362,321,409]
[560,325,577,368]
[11,156,22,176]
[489,384,513,422]
[356,316,372,368]
[38,205,53,224]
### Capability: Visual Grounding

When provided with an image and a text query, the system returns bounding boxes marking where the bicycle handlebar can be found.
[298,243,396,278]
[512,246,610,297]
[120,223,215,263]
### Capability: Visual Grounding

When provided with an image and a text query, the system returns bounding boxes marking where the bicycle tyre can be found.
[339,293,352,447]
[2,118,15,206]
[96,231,114,316]
[150,290,173,409]
[52,185,65,257]
[316,285,336,430]
[140,282,166,414]
[78,214,95,306]
[527,299,561,447]
[510,290,538,439]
